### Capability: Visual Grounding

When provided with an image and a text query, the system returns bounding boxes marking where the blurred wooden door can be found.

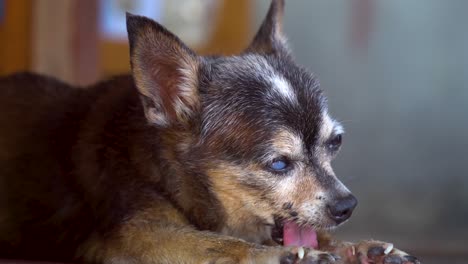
[31,0,98,86]
[0,0,32,76]
[1,0,252,82]
[0,0,98,86]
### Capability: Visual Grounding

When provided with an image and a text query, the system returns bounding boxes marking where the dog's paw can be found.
[279,247,340,264]
[343,240,420,264]
[249,246,339,264]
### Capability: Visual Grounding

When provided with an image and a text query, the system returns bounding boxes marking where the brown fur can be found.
[0,1,419,263]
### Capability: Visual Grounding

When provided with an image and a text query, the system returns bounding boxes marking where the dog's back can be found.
[0,73,86,153]
[0,73,91,259]
[0,73,143,260]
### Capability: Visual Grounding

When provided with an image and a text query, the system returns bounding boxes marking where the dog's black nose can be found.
[328,194,358,224]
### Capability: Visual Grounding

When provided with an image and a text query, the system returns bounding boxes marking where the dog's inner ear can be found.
[247,0,289,54]
[126,13,199,127]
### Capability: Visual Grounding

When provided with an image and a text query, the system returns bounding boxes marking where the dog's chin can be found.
[270,216,339,246]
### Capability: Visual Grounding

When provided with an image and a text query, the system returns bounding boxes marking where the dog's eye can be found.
[327,134,342,151]
[269,158,291,173]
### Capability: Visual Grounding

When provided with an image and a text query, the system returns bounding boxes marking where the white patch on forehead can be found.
[229,55,297,104]
[320,113,344,141]
[270,75,297,103]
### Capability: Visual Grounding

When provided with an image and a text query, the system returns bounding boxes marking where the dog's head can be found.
[127,0,357,247]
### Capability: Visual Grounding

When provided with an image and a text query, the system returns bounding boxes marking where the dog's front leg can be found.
[318,233,421,264]
[80,206,339,264]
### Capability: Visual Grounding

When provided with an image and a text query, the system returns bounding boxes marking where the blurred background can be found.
[1,0,467,263]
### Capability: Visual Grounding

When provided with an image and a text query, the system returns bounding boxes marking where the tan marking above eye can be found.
[269,130,305,160]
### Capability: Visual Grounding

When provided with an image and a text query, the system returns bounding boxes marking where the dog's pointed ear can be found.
[126,13,200,127]
[246,0,289,54]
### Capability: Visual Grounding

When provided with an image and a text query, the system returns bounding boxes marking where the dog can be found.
[0,1,420,263]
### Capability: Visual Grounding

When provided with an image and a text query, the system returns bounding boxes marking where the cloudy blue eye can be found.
[269,158,291,172]
[271,160,287,170]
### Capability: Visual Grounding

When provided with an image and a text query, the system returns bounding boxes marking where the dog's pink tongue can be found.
[283,221,318,249]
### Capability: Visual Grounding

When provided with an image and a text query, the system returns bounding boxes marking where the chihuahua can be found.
[0,1,420,263]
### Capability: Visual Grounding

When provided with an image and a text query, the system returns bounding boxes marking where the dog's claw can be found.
[298,246,305,259]
[339,240,420,264]
[384,244,394,255]
[279,248,339,264]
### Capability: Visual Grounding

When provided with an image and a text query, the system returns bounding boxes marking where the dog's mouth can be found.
[271,217,318,249]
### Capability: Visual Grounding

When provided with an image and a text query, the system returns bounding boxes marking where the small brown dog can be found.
[0,1,420,263]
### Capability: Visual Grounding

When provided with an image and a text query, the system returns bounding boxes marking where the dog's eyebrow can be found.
[262,130,304,161]
[319,113,344,142]
[333,121,344,135]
